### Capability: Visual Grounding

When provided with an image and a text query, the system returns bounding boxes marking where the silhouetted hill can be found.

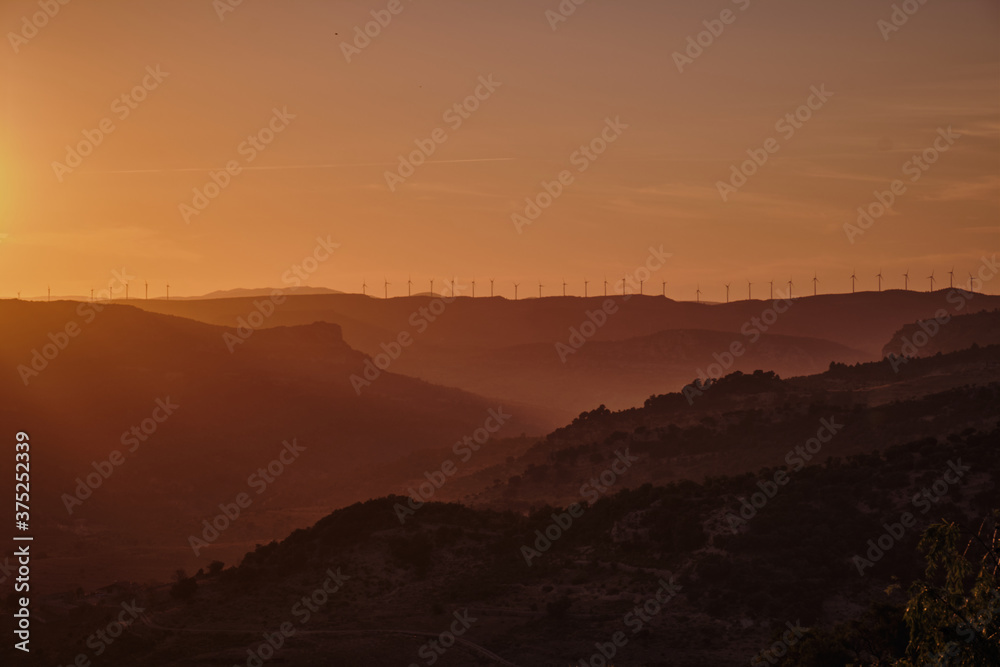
[882,308,1000,358]
[0,301,539,589]
[125,289,1000,417]
[10,424,996,667]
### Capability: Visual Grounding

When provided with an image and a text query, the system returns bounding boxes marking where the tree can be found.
[893,511,1000,666]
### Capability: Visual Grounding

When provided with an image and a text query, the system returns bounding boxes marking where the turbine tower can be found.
[362,279,367,296]
[662,281,667,298]
[513,282,519,301]
[621,277,627,296]
[91,288,94,302]
[787,278,793,299]
[696,285,701,303]
[430,279,434,295]
[584,279,589,298]
[47,285,50,302]
[603,278,608,297]
[166,284,170,300]
[876,269,883,293]
[725,283,730,303]
[384,278,390,299]
[928,270,935,292]
[125,282,129,300]
[851,269,857,294]
[968,272,975,294]
[407,276,413,297]
[747,280,752,301]
[812,272,819,296]
[490,278,495,298]
[903,269,909,291]
[145,281,149,300]
[472,279,476,298]
[562,279,567,297]
[948,267,955,289]
[538,281,543,299]
[769,280,774,299]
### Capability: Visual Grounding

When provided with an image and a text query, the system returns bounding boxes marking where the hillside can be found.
[0,301,541,589]
[8,424,997,667]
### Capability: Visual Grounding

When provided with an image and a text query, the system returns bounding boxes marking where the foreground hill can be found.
[0,301,538,589]
[8,425,997,667]
[126,289,1000,416]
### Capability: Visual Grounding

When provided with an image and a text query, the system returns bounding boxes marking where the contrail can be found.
[92,157,515,175]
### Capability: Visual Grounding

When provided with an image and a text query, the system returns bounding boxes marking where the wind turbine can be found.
[91,288,94,302]
[562,279,567,297]
[662,281,667,298]
[384,278,390,299]
[490,278,495,298]
[948,267,954,289]
[968,272,975,294]
[928,270,935,292]
[430,279,434,295]
[903,269,909,291]
[362,280,367,296]
[876,269,883,293]
[472,279,476,298]
[639,279,644,295]
[603,277,608,297]
[513,282,519,301]
[621,277,627,296]
[696,285,701,303]
[748,280,752,301]
[850,269,857,294]
[145,281,149,300]
[407,276,413,297]
[538,281,543,299]
[166,284,170,300]
[769,280,774,299]
[812,272,819,296]
[47,285,50,302]
[787,278,794,299]
[724,283,730,303]
[584,279,589,298]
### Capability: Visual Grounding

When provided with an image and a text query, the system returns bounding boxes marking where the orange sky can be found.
[1,0,998,300]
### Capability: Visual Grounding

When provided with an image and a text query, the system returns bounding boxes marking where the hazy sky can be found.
[1,0,997,299]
